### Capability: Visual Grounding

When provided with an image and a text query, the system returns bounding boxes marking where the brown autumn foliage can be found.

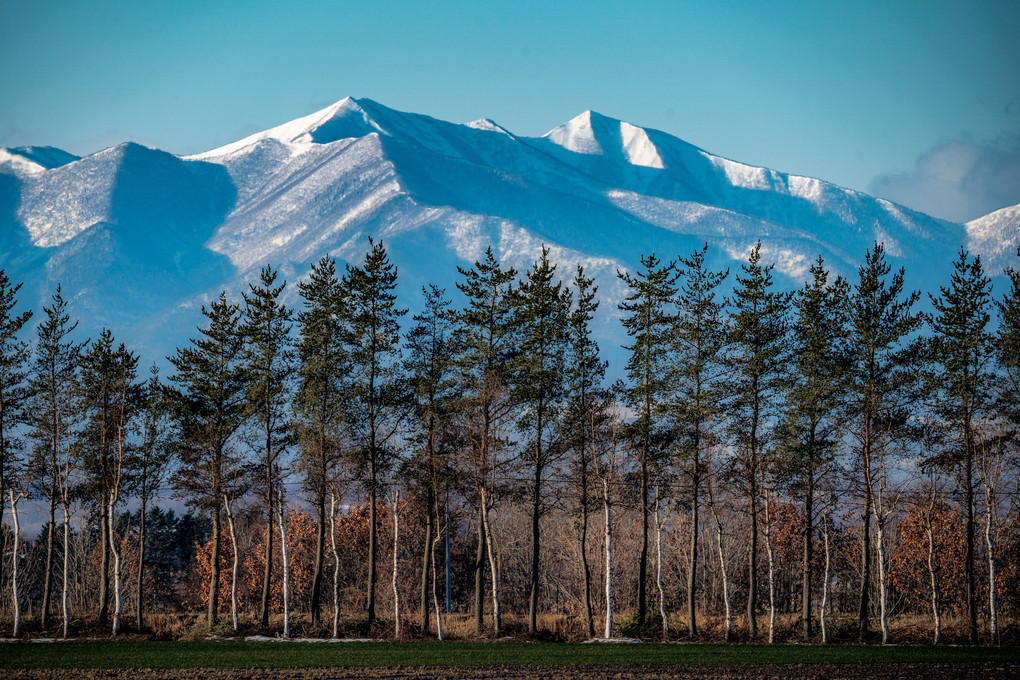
[887,499,966,615]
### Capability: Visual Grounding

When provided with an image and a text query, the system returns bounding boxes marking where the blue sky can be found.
[2,0,1018,222]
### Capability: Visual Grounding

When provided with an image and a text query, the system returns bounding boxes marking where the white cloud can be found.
[868,138,1020,223]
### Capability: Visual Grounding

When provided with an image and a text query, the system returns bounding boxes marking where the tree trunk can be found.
[926,495,941,645]
[874,510,890,645]
[473,506,485,636]
[224,496,240,633]
[260,479,274,628]
[803,452,814,641]
[279,488,291,639]
[687,475,699,637]
[135,495,147,631]
[61,503,71,639]
[655,491,667,638]
[637,442,648,627]
[710,498,731,642]
[98,488,109,625]
[528,457,541,634]
[392,491,402,641]
[311,492,326,626]
[366,457,377,624]
[821,503,831,645]
[858,467,872,642]
[764,490,776,644]
[330,494,341,639]
[420,492,433,634]
[965,449,977,645]
[748,490,758,637]
[9,490,22,638]
[109,498,123,636]
[431,529,444,640]
[481,490,501,635]
[579,500,595,638]
[208,506,221,628]
[984,489,998,642]
[42,491,56,629]
[603,481,613,639]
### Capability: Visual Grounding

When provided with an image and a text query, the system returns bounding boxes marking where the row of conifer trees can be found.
[1,238,1018,643]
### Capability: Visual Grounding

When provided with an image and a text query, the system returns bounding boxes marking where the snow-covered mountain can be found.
[1,97,1016,365]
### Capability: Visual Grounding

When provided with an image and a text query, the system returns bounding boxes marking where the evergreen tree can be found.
[514,246,571,633]
[0,270,32,599]
[670,243,728,637]
[453,246,518,636]
[616,253,677,627]
[241,265,295,628]
[403,284,458,635]
[28,286,83,629]
[726,242,791,638]
[777,257,849,640]
[563,265,608,638]
[928,248,993,645]
[294,255,349,625]
[166,291,247,628]
[996,247,1020,425]
[344,238,406,624]
[845,242,923,642]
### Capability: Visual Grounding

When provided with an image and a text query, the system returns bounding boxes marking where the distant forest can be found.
[1,238,1018,644]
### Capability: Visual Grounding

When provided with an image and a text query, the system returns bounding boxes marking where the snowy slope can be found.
[966,203,1020,273]
[1,97,1012,366]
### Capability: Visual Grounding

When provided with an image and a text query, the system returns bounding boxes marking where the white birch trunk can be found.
[109,497,123,636]
[480,488,501,635]
[925,493,941,645]
[9,490,22,638]
[61,504,71,639]
[224,496,240,633]
[278,488,290,638]
[763,490,776,644]
[392,490,402,641]
[431,530,444,640]
[330,493,341,639]
[714,516,731,640]
[984,491,998,641]
[654,490,667,637]
[875,513,890,645]
[603,479,613,639]
[820,502,831,645]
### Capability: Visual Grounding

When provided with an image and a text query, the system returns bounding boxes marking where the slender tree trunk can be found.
[279,488,290,639]
[109,498,123,636]
[392,491,402,641]
[748,488,758,637]
[98,488,109,625]
[135,495,147,631]
[224,496,240,634]
[208,505,221,628]
[964,447,977,645]
[473,506,485,636]
[984,488,998,642]
[311,492,326,626]
[687,452,700,637]
[764,488,776,644]
[431,529,444,640]
[42,490,56,629]
[858,457,872,642]
[874,510,890,645]
[803,446,814,641]
[709,492,731,642]
[637,439,648,627]
[10,490,23,638]
[61,503,71,639]
[420,490,433,634]
[366,456,377,624]
[579,499,595,638]
[925,494,941,645]
[603,481,613,639]
[821,502,831,645]
[330,494,341,639]
[260,475,274,628]
[654,490,667,638]
[481,490,501,635]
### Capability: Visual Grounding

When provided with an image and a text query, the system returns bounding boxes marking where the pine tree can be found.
[166,291,247,628]
[403,284,458,635]
[242,265,295,628]
[845,242,923,642]
[28,285,83,630]
[996,247,1020,424]
[777,257,849,641]
[616,253,677,627]
[514,246,571,633]
[564,265,607,638]
[0,270,32,601]
[453,246,518,636]
[671,243,728,637]
[344,238,406,624]
[928,248,993,646]
[294,255,349,626]
[725,242,790,638]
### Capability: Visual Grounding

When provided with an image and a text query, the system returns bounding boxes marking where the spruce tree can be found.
[453,246,518,636]
[294,255,349,625]
[242,265,295,628]
[564,265,607,638]
[928,248,993,645]
[344,238,406,624]
[996,247,1020,424]
[514,246,571,633]
[671,243,728,637]
[166,291,247,628]
[726,242,790,639]
[778,257,849,641]
[616,253,677,627]
[403,284,458,634]
[28,286,83,629]
[845,242,923,642]
[0,270,32,600]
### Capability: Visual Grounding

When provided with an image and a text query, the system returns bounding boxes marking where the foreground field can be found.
[2,641,1019,679]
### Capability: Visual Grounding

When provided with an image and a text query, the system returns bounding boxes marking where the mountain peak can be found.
[0,145,79,175]
[543,110,664,169]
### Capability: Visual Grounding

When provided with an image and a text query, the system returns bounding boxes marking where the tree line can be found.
[1,238,1018,644]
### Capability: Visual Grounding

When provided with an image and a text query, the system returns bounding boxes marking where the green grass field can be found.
[1,641,1018,670]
